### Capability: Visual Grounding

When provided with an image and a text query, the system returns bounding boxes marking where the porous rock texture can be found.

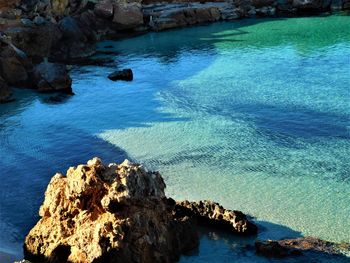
[175,200,258,235]
[24,158,257,263]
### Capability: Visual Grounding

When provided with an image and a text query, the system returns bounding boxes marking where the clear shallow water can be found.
[0,15,350,262]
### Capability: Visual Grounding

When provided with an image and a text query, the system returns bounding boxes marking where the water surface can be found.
[0,15,349,262]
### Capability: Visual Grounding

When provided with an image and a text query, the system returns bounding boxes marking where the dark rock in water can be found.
[255,240,297,258]
[44,93,74,104]
[0,76,12,103]
[175,200,258,235]
[108,69,133,81]
[33,62,72,93]
[255,237,349,258]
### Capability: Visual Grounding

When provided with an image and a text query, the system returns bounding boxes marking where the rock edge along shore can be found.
[0,0,349,102]
[20,158,350,263]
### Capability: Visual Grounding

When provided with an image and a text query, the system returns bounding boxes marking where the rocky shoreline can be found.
[16,158,350,262]
[0,0,349,102]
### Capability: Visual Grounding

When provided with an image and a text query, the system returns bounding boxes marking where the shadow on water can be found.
[227,103,350,142]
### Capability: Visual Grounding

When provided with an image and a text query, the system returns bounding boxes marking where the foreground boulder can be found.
[24,158,256,263]
[33,62,72,93]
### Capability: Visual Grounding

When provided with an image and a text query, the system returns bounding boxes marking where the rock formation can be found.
[175,200,258,235]
[24,158,256,263]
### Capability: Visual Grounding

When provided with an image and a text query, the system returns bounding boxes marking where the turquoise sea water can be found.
[0,15,349,262]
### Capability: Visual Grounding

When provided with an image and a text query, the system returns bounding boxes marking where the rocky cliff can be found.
[24,158,257,263]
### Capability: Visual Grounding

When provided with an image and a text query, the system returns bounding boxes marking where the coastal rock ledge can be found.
[24,158,257,263]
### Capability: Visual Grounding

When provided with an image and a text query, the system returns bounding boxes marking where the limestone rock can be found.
[24,158,257,263]
[24,158,198,263]
[175,200,258,235]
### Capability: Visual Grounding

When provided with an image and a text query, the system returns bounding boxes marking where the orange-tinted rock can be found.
[24,158,198,263]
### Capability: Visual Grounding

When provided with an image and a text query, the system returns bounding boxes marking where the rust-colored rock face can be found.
[24,158,198,263]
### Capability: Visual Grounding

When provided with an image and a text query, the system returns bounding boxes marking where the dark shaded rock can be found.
[256,237,349,258]
[0,56,28,86]
[112,2,144,29]
[252,0,276,7]
[108,69,133,81]
[175,200,258,235]
[58,16,86,41]
[292,0,323,10]
[94,1,114,18]
[0,76,12,103]
[33,62,72,93]
[255,240,295,258]
[5,23,62,59]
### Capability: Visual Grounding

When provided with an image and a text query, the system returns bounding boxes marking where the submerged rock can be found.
[255,237,349,258]
[108,69,134,81]
[24,158,256,263]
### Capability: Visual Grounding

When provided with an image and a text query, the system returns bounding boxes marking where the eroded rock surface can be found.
[175,200,258,235]
[24,158,256,263]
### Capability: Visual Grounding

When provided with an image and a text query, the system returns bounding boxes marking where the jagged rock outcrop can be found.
[175,200,258,235]
[24,158,256,263]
